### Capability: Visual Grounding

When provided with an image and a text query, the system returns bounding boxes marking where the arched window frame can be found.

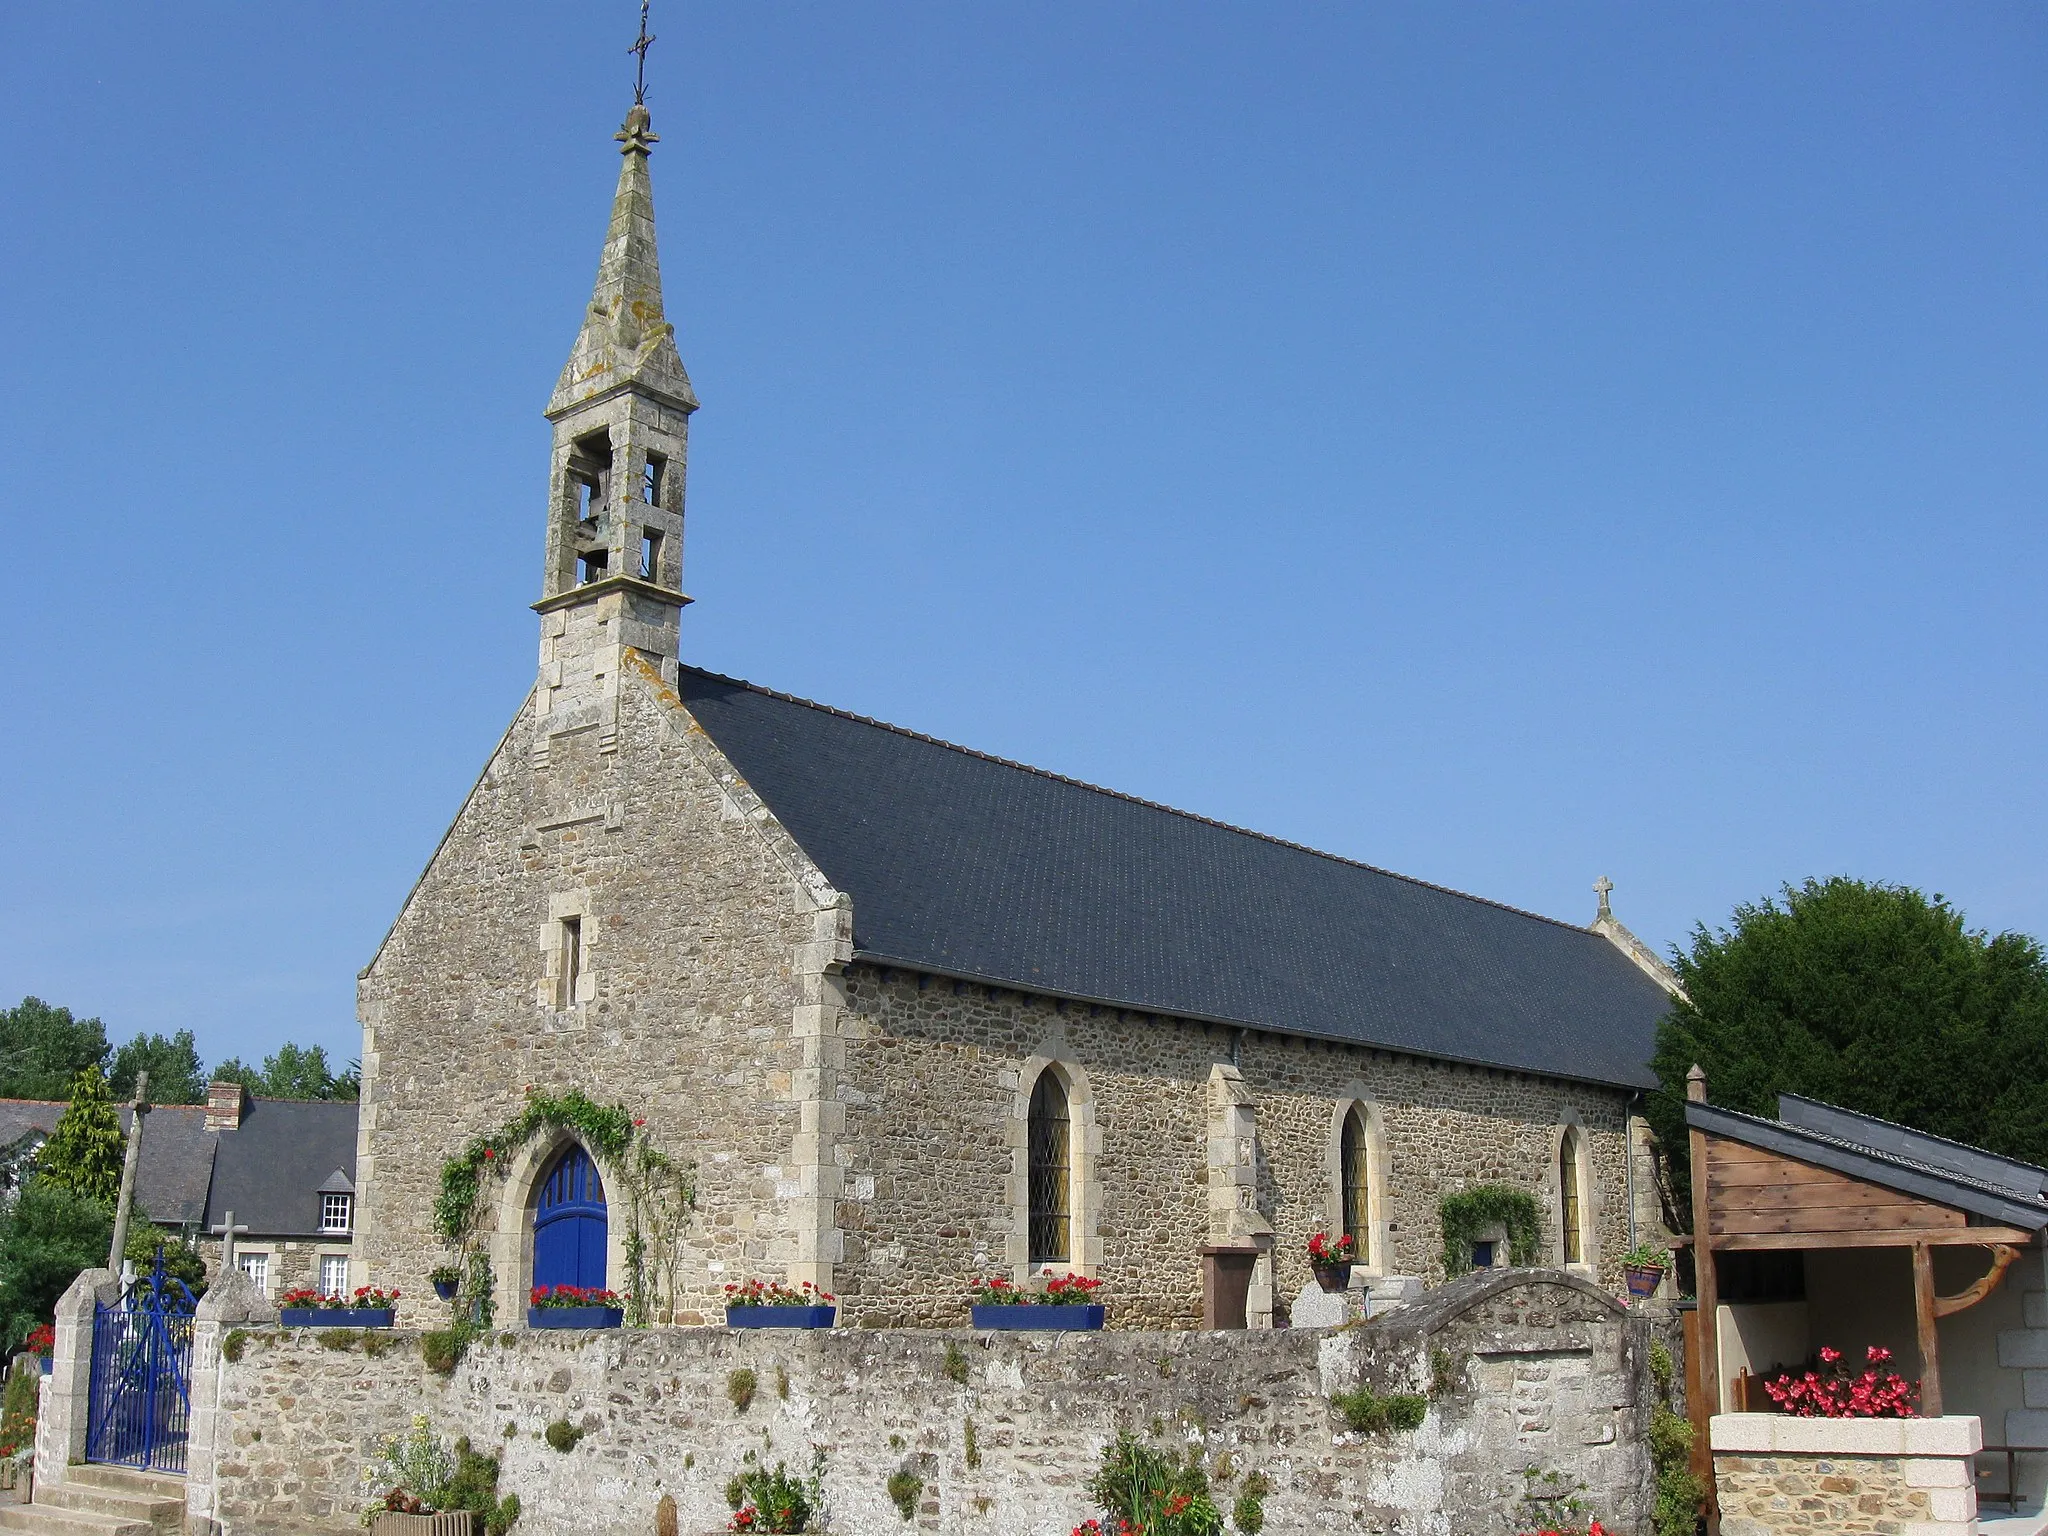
[1552,1114,1597,1275]
[1009,1053,1100,1280]
[1323,1091,1387,1276]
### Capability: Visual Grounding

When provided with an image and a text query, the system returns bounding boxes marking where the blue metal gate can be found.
[86,1253,195,1474]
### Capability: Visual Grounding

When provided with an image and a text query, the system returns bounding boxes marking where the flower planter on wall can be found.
[367,1512,477,1536]
[1311,1262,1353,1295]
[280,1309,395,1328]
[971,1304,1106,1331]
[432,1280,459,1302]
[1623,1264,1664,1299]
[725,1306,836,1329]
[527,1306,624,1330]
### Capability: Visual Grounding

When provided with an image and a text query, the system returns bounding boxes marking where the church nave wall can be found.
[835,963,1636,1327]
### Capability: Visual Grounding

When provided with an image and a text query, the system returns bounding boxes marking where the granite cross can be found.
[1593,875,1614,919]
[210,1210,250,1273]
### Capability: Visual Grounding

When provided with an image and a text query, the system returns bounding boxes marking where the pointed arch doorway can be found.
[533,1144,608,1292]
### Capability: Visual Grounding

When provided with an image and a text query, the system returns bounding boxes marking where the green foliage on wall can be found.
[886,1469,922,1520]
[1328,1385,1428,1435]
[1438,1185,1541,1277]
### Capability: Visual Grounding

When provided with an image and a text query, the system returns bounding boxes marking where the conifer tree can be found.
[38,1065,124,1204]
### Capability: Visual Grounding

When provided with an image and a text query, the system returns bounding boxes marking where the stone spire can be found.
[546,104,698,419]
[532,102,698,756]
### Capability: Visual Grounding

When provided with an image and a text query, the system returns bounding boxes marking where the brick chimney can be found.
[205,1080,247,1132]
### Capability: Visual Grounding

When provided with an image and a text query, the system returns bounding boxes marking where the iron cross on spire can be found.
[630,0,657,105]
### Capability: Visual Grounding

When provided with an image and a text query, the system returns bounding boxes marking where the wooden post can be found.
[105,1071,151,1274]
[1913,1240,1943,1416]
[1686,1065,1720,1535]
[1687,1066,1719,1417]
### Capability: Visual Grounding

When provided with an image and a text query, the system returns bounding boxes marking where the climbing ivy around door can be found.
[533,1144,608,1291]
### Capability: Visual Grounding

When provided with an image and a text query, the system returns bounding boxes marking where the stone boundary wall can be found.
[176,1271,1651,1536]
[1710,1413,1982,1536]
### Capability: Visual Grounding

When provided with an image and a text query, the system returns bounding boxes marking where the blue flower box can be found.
[527,1306,623,1330]
[281,1308,395,1328]
[38,1358,50,1375]
[725,1305,836,1329]
[432,1279,459,1301]
[972,1304,1105,1331]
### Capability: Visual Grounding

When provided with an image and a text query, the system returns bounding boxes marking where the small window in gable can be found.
[321,1192,353,1234]
[561,916,584,1006]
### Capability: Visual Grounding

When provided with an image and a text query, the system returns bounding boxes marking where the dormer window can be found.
[320,1192,353,1234]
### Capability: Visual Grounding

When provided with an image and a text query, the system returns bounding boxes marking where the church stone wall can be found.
[184,1272,1654,1536]
[835,965,1637,1328]
[356,672,827,1326]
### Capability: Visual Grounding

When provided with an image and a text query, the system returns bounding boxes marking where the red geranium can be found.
[1307,1231,1357,1264]
[1763,1345,1918,1418]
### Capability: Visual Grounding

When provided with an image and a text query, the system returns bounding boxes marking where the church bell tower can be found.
[533,99,696,751]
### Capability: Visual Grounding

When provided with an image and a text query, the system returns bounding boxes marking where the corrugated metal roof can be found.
[679,667,1672,1089]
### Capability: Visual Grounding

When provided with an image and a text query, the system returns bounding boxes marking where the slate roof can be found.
[200,1099,359,1238]
[0,1102,216,1227]
[1684,1095,2048,1231]
[677,667,1674,1090]
[0,1097,359,1238]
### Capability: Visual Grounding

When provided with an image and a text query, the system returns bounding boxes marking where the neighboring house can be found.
[0,1082,360,1300]
[355,96,1681,1331]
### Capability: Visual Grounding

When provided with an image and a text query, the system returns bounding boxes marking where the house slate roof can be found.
[200,1099,360,1239]
[0,1097,359,1239]
[1684,1095,2048,1232]
[678,667,1674,1090]
[0,1102,216,1227]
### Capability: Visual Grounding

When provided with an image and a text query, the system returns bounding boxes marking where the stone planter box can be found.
[1710,1413,1982,1534]
[971,1304,1106,1331]
[725,1305,835,1329]
[368,1513,476,1536]
[527,1306,623,1330]
[280,1308,395,1328]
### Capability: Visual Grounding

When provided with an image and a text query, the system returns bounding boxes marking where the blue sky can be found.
[2,5,2043,1072]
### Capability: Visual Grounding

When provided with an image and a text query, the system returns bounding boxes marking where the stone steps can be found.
[0,1502,152,1536]
[0,1465,184,1536]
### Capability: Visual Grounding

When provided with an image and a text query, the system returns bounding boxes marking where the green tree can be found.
[1649,878,2048,1217]
[108,1029,207,1104]
[0,1181,111,1348]
[38,1065,125,1204]
[0,998,109,1101]
[212,1043,357,1101]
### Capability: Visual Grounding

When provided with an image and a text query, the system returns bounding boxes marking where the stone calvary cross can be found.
[210,1211,250,1273]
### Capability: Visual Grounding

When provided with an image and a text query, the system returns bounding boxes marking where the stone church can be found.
[354,99,1678,1331]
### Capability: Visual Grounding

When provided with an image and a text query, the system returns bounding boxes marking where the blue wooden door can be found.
[533,1145,608,1291]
